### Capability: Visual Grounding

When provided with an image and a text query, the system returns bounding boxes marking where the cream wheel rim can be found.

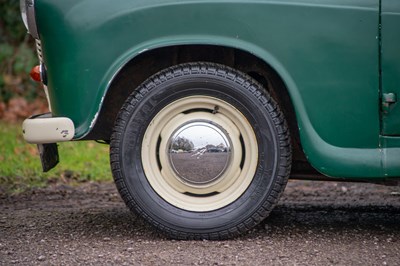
[141,96,258,212]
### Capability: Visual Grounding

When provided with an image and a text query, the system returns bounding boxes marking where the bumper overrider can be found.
[22,113,75,144]
[22,113,75,172]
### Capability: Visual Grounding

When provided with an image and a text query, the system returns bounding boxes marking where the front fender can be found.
[36,0,385,178]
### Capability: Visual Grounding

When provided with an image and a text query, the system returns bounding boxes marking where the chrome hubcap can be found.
[168,121,232,186]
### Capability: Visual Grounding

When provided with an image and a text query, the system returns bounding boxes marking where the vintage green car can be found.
[20,0,400,239]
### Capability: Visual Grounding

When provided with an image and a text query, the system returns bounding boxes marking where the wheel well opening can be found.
[85,45,311,172]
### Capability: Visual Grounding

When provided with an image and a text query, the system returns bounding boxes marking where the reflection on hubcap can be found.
[168,121,232,185]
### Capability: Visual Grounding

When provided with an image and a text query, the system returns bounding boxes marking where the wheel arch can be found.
[84,42,310,170]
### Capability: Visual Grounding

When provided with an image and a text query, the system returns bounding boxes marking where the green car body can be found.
[21,0,400,239]
[29,0,400,180]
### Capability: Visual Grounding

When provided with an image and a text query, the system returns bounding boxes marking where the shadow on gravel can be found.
[33,207,163,240]
[28,201,400,241]
[264,205,400,232]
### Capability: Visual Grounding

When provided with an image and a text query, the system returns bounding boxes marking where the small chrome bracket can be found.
[382,93,397,114]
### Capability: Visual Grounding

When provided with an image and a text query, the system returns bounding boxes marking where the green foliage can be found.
[14,43,37,74]
[0,0,27,44]
[0,122,112,193]
[0,0,41,103]
[0,43,14,62]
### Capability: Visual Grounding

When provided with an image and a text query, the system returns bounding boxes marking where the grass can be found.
[0,121,112,193]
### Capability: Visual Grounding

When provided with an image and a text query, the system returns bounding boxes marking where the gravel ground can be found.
[1,180,400,265]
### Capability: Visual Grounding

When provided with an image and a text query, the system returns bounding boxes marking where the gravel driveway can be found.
[1,180,400,265]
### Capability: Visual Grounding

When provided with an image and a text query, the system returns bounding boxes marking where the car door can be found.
[381,0,400,135]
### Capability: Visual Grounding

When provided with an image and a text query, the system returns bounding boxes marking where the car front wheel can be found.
[110,62,291,240]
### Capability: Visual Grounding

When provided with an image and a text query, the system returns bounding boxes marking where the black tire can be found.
[110,62,291,240]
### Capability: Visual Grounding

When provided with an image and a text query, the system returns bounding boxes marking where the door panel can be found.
[381,0,400,135]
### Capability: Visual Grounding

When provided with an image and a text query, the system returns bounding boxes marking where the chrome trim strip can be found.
[26,0,39,39]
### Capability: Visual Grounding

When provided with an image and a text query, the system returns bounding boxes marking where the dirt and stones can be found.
[1,180,400,265]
